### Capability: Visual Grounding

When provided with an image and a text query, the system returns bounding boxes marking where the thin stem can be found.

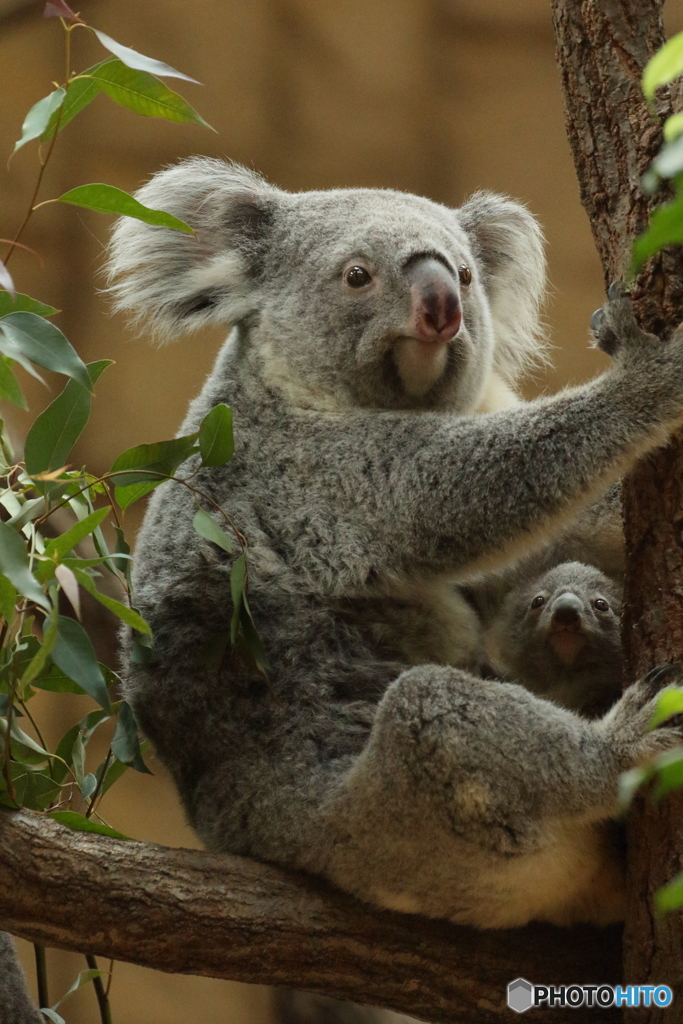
[34,944,49,1008]
[17,697,54,779]
[4,23,73,267]
[104,959,114,998]
[85,746,112,818]
[85,954,113,1024]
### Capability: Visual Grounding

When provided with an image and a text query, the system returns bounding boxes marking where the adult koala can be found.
[108,158,683,932]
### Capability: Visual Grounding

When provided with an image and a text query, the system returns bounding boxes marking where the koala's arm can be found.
[283,302,682,587]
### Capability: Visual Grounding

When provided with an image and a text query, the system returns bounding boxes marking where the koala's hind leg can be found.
[321,665,680,929]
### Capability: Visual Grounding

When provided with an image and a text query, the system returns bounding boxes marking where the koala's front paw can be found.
[601,663,683,769]
[590,285,646,357]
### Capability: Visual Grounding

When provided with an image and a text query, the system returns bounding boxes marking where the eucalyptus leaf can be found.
[0,312,91,390]
[89,57,211,130]
[42,506,111,563]
[41,61,114,141]
[52,968,110,1011]
[649,685,683,728]
[51,615,111,711]
[111,700,152,774]
[58,183,194,233]
[0,261,15,299]
[192,508,235,555]
[656,869,683,914]
[111,433,199,507]
[0,293,57,318]
[199,403,234,466]
[92,29,201,83]
[13,88,65,153]
[653,134,683,179]
[631,188,683,272]
[24,360,111,477]
[0,575,16,622]
[71,566,151,634]
[643,31,683,100]
[49,809,131,840]
[0,522,50,610]
[0,356,27,409]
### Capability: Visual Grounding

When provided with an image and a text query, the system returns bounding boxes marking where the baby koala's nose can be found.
[551,593,584,628]
[407,258,462,343]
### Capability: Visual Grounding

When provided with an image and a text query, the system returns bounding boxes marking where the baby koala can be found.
[485,561,623,717]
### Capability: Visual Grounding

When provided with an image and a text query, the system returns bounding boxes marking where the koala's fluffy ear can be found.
[106,157,278,341]
[457,192,548,383]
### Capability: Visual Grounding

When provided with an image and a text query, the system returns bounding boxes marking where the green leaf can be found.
[42,506,111,563]
[32,665,86,696]
[199,403,234,467]
[631,188,683,273]
[192,508,235,555]
[11,764,60,812]
[48,810,131,840]
[0,523,49,610]
[0,575,16,623]
[618,765,651,809]
[651,746,683,800]
[0,357,26,409]
[656,869,683,914]
[230,553,247,644]
[24,360,112,476]
[71,731,85,787]
[643,31,683,100]
[0,293,57,318]
[41,61,113,141]
[0,312,91,390]
[20,612,58,689]
[664,111,683,143]
[649,685,683,728]
[71,566,151,635]
[110,433,199,508]
[51,615,111,711]
[53,968,110,1011]
[113,525,132,586]
[130,632,153,666]
[111,700,152,774]
[653,134,683,179]
[13,88,66,153]
[92,29,201,83]
[238,603,271,676]
[89,55,211,132]
[39,1010,64,1024]
[58,181,194,234]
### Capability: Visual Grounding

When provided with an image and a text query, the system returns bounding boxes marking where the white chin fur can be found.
[393,336,450,397]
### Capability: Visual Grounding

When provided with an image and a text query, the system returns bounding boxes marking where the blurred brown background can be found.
[2,0,683,1021]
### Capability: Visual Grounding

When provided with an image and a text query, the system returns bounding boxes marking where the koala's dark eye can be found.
[531,595,545,609]
[344,266,372,289]
[458,265,472,286]
[594,598,610,612]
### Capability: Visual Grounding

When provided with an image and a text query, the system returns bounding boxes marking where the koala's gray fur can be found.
[485,560,623,717]
[0,932,42,1024]
[104,158,683,938]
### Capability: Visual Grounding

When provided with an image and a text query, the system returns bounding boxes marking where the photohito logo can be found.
[507,978,673,1012]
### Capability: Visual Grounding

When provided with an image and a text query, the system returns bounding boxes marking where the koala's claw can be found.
[590,309,605,333]
[642,662,682,701]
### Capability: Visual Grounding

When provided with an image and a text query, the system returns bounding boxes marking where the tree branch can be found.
[0,809,621,1023]
[550,2,683,1020]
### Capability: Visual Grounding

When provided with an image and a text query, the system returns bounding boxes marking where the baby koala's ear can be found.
[457,192,548,383]
[106,157,279,342]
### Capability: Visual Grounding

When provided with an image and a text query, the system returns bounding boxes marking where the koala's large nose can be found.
[407,258,462,343]
[551,593,584,629]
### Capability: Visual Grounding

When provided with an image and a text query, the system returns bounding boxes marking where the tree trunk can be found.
[550,1,683,1020]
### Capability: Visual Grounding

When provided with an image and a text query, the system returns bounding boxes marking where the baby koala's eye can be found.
[344,265,372,289]
[594,598,610,612]
[530,594,545,609]
[458,265,472,286]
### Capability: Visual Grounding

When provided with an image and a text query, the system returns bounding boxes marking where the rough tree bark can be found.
[550,1,683,1020]
[0,810,622,1024]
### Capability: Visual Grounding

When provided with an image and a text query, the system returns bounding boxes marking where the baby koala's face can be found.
[491,561,623,717]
